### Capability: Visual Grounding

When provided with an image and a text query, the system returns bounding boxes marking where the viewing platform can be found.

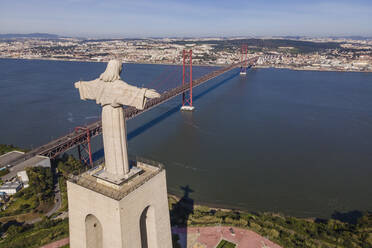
[68,157,163,201]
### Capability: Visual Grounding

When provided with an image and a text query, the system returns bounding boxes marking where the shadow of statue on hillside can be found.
[0,220,25,235]
[170,185,195,248]
[331,210,364,225]
[314,210,365,225]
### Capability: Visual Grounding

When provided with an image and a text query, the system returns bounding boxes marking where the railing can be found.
[68,156,164,200]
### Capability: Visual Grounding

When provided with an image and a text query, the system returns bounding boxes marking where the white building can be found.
[17,170,29,188]
[0,181,22,195]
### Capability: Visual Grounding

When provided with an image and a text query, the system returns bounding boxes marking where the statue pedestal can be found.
[93,166,143,189]
[68,160,172,248]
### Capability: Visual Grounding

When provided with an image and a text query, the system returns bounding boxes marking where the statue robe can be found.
[76,79,148,176]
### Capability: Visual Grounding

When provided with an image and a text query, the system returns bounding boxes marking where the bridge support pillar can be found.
[181,49,194,111]
[240,44,248,75]
[75,127,93,167]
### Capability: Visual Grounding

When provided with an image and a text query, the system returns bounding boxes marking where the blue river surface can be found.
[1,58,372,218]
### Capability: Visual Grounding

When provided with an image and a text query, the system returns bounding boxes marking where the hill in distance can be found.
[0,33,60,39]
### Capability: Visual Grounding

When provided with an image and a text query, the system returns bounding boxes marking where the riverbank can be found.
[1,56,370,72]
[255,65,372,73]
[1,195,370,248]
[0,155,370,248]
[0,56,220,67]
[168,195,372,248]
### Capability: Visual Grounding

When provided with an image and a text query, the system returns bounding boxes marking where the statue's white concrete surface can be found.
[68,164,172,248]
[69,60,172,248]
[75,60,160,178]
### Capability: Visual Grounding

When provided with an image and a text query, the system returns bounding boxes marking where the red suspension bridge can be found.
[1,51,258,169]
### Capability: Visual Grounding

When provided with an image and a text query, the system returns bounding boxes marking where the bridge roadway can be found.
[1,57,258,169]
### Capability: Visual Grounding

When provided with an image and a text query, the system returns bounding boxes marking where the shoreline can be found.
[1,56,371,73]
[168,193,318,221]
[255,65,372,73]
[0,56,221,67]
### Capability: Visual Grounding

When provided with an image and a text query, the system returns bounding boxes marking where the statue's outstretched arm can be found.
[144,88,161,98]
[119,82,160,99]
[75,79,101,101]
[112,81,161,110]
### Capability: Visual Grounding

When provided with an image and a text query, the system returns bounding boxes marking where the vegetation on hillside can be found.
[0,156,84,248]
[0,169,9,177]
[0,167,54,219]
[1,155,370,248]
[169,196,372,248]
[57,155,85,177]
[0,218,68,248]
[55,155,86,214]
[171,38,341,54]
[0,144,26,156]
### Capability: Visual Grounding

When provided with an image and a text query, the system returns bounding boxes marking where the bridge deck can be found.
[1,57,258,170]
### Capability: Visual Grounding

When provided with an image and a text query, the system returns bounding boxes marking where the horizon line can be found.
[1,32,372,40]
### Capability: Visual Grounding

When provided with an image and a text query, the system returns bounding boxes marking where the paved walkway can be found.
[41,226,281,248]
[172,226,282,248]
[40,237,69,248]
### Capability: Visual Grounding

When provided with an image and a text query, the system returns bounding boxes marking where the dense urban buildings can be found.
[0,36,371,72]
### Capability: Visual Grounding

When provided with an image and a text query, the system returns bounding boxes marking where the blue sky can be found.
[0,0,371,38]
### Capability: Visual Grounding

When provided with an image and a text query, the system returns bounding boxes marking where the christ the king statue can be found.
[75,60,160,179]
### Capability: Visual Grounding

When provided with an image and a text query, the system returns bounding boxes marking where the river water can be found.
[1,58,372,218]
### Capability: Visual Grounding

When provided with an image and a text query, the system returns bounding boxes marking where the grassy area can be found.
[0,193,39,216]
[54,155,86,216]
[56,155,85,177]
[0,213,40,223]
[0,144,26,156]
[0,219,68,248]
[216,240,236,248]
[0,169,9,177]
[57,176,68,213]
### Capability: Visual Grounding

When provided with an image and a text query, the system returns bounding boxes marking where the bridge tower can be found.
[240,44,248,75]
[75,126,93,167]
[180,49,194,111]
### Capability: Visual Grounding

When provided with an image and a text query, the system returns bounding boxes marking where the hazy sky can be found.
[0,0,371,38]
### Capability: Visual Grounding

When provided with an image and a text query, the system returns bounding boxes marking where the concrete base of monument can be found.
[67,159,173,248]
[93,166,143,189]
[180,105,195,111]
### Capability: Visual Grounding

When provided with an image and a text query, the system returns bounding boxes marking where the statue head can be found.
[99,59,122,82]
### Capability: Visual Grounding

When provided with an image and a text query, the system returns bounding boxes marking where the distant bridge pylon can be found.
[181,49,194,111]
[240,44,248,75]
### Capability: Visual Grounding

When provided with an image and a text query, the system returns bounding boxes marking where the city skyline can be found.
[0,0,371,38]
